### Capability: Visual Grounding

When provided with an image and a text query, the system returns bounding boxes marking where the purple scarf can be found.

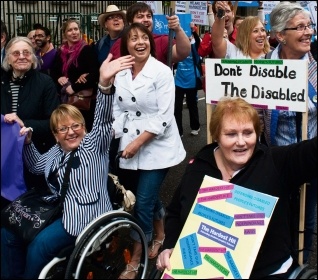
[1,115,27,201]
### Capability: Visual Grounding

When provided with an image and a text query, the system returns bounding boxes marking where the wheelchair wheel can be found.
[64,211,148,279]
[38,245,74,279]
[299,268,317,279]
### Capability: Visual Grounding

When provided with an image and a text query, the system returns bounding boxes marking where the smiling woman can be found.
[106,22,186,279]
[211,2,271,60]
[1,76,115,278]
[261,1,317,265]
[156,97,317,279]
[50,19,99,132]
[1,36,60,208]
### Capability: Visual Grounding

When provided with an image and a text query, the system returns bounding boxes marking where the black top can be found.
[163,138,317,278]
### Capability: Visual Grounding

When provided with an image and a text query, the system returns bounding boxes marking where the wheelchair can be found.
[38,175,149,279]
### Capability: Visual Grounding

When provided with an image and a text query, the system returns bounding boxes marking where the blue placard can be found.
[226,185,278,218]
[179,233,202,269]
[264,14,271,31]
[153,14,192,36]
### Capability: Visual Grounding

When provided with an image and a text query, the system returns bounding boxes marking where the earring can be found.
[282,39,286,45]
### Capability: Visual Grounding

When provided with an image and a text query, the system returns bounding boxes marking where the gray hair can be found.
[2,36,38,71]
[270,2,311,33]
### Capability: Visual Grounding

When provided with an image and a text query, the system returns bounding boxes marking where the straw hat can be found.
[98,5,126,28]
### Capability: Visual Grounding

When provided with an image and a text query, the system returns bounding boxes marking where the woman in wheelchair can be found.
[155,98,317,278]
[1,54,134,279]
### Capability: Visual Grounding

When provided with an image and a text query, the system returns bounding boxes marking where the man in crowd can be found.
[1,20,8,65]
[94,4,126,66]
[198,1,237,58]
[110,2,191,65]
[34,25,57,75]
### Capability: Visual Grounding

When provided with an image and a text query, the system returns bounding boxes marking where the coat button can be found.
[131,97,136,102]
[136,111,141,117]
[136,129,140,135]
[123,128,128,133]
[162,122,167,127]
[119,96,123,101]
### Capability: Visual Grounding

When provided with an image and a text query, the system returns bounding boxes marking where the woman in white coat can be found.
[101,22,186,279]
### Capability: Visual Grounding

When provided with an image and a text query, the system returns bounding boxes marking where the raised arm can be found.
[211,2,228,58]
[167,14,191,63]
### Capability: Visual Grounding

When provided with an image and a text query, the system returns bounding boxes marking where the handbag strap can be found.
[60,149,77,203]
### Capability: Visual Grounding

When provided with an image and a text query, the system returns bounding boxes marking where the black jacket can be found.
[1,68,60,153]
[163,138,317,278]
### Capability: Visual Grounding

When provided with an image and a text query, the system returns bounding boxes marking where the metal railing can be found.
[1,1,136,47]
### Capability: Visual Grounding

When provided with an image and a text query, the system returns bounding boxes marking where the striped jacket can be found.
[23,90,113,236]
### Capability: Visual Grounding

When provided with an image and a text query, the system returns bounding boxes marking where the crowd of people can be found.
[1,1,317,279]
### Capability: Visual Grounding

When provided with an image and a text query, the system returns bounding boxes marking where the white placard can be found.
[138,1,162,14]
[307,2,317,27]
[205,58,308,112]
[263,1,279,15]
[176,1,208,25]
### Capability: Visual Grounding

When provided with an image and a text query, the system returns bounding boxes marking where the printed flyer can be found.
[161,175,279,279]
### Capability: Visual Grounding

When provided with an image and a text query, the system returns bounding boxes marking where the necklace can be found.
[224,169,232,182]
[40,45,51,57]
[222,160,233,182]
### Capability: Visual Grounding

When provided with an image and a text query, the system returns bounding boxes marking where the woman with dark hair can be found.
[99,22,186,279]
[51,19,99,132]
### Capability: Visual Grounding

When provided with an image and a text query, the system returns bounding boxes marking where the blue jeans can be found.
[130,168,168,242]
[1,218,76,279]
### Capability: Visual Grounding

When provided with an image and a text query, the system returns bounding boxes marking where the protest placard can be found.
[205,58,308,112]
[161,175,278,279]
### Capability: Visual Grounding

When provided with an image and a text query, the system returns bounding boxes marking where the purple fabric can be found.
[1,115,27,201]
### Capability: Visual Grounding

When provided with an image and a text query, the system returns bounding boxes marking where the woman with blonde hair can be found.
[212,2,270,59]
[51,19,99,132]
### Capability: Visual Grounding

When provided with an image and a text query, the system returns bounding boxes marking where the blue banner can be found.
[153,14,192,36]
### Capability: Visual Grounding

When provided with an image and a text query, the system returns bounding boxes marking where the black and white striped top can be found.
[9,81,19,112]
[23,90,114,236]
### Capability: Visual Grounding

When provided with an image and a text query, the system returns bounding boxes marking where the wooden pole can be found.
[298,106,309,264]
[206,104,212,144]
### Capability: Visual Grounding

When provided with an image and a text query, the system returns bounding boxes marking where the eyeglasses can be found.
[33,34,45,38]
[56,123,83,134]
[283,23,316,32]
[10,50,32,57]
[106,15,123,21]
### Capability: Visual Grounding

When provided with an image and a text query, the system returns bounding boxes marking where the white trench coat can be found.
[113,56,186,170]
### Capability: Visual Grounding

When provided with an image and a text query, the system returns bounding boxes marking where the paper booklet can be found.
[161,175,279,279]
